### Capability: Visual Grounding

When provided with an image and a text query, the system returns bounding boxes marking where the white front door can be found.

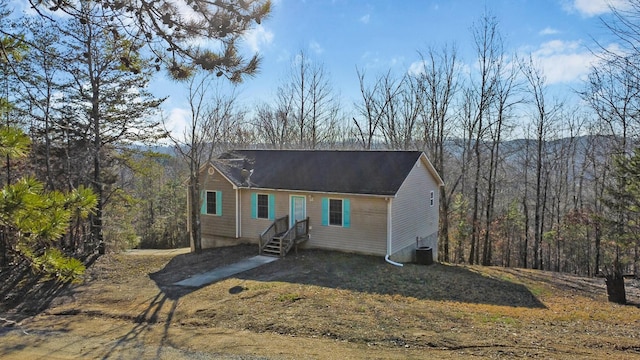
[290,195,306,226]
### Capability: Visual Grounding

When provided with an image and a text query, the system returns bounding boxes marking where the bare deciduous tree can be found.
[169,74,243,253]
[351,68,395,149]
[466,12,501,265]
[520,55,562,269]
[413,45,461,262]
[283,51,342,149]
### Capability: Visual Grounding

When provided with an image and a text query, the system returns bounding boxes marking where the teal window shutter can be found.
[343,198,351,228]
[216,191,222,216]
[268,194,275,220]
[321,198,328,226]
[251,193,257,219]
[200,190,207,214]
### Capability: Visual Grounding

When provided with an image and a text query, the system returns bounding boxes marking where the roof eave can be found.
[236,186,395,198]
[419,153,445,187]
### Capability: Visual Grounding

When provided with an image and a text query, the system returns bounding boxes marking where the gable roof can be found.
[212,150,440,196]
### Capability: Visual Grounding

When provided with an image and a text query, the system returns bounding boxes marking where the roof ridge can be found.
[231,149,422,152]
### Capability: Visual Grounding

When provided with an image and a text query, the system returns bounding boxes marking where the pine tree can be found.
[0,126,97,282]
[601,148,640,304]
[27,0,271,80]
[57,2,166,251]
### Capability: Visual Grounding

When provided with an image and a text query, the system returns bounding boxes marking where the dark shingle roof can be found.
[213,150,425,196]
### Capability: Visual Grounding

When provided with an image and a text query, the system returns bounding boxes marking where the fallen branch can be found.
[0,316,29,334]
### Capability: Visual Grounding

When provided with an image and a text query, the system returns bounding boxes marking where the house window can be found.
[201,190,222,216]
[252,193,274,220]
[430,191,435,207]
[207,191,218,214]
[329,199,343,226]
[257,194,269,219]
[322,197,350,228]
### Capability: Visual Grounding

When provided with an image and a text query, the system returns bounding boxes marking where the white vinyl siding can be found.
[241,190,284,239]
[312,195,385,255]
[241,191,387,255]
[198,169,236,242]
[390,157,439,258]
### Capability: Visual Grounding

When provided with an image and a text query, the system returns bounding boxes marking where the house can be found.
[188,150,444,263]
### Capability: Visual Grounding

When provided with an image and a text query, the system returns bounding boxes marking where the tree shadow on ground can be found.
[97,290,179,360]
[238,249,547,308]
[148,244,257,300]
[499,267,640,307]
[148,246,545,308]
[103,245,258,359]
[0,253,102,323]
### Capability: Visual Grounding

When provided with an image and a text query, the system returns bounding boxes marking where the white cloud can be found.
[529,40,596,84]
[360,14,370,24]
[568,0,631,17]
[534,39,581,56]
[10,0,64,18]
[539,27,560,36]
[242,25,274,53]
[408,60,426,76]
[309,40,324,54]
[164,108,190,141]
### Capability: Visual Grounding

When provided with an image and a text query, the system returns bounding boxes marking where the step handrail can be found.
[259,215,289,254]
[277,217,310,256]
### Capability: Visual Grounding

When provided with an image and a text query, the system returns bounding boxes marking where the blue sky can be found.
[6,0,628,137]
[161,0,627,136]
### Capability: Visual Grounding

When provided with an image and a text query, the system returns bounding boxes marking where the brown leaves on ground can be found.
[3,245,640,359]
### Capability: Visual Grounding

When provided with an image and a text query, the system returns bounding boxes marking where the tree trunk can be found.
[469,140,481,265]
[189,174,202,254]
[0,226,6,269]
[518,137,531,269]
[91,99,103,254]
[605,272,626,304]
[594,191,604,275]
[439,187,450,262]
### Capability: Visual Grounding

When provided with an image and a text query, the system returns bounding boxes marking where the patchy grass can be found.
[276,292,303,303]
[2,245,640,359]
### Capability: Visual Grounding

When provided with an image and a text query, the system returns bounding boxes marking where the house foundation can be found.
[389,232,438,263]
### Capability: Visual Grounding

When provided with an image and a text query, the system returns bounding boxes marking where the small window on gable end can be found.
[430,191,435,207]
[257,194,269,219]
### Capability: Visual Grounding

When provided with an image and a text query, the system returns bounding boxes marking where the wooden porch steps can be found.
[261,240,282,257]
[259,216,310,258]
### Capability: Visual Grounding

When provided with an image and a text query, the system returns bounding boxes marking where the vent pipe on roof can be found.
[240,168,253,186]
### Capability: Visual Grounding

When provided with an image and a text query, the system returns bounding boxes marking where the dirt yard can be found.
[2,245,640,359]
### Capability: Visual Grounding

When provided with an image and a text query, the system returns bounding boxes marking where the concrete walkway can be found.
[126,248,191,256]
[173,255,279,288]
